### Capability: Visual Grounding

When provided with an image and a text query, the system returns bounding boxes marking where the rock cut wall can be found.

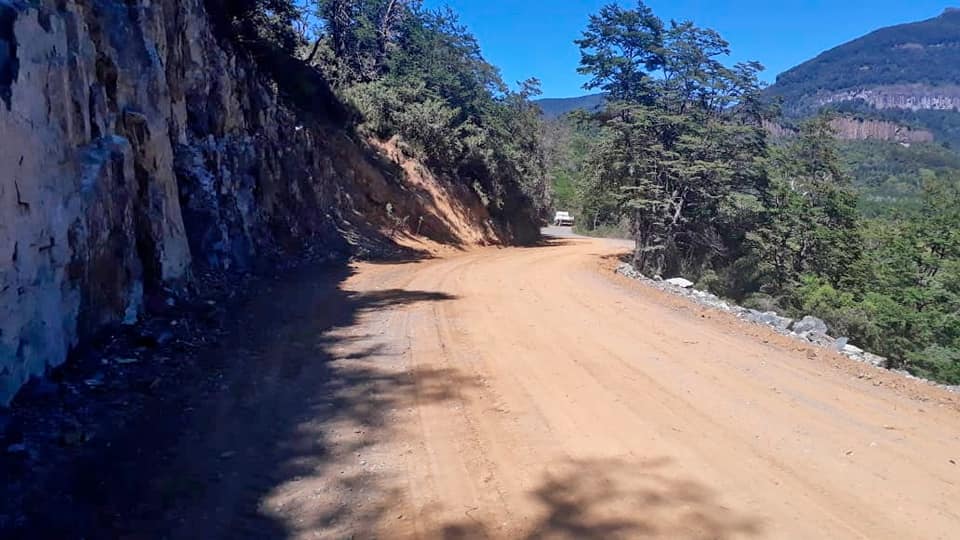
[0,0,513,404]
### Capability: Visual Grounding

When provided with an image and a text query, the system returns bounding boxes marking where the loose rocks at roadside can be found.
[615,262,958,394]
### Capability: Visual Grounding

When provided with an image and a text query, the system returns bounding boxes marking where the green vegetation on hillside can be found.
[315,0,550,228]
[208,0,549,238]
[765,8,960,155]
[543,114,597,212]
[836,139,960,215]
[573,1,771,277]
[554,2,960,384]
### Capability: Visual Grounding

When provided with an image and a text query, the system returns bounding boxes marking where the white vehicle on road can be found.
[553,211,575,226]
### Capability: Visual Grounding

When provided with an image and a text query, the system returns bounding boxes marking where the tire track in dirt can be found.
[23,236,959,539]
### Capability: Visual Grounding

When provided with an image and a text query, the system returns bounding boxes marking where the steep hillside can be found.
[767,8,960,146]
[0,0,537,404]
[769,8,960,112]
[535,93,605,119]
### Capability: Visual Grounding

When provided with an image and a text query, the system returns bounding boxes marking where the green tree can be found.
[873,179,960,372]
[576,2,665,104]
[207,0,305,53]
[573,2,960,386]
[576,2,768,277]
[309,1,549,225]
[312,0,421,83]
[749,116,863,293]
[543,114,599,216]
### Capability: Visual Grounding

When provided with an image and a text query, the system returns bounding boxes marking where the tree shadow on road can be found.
[436,457,764,539]
[8,258,762,540]
[10,262,476,539]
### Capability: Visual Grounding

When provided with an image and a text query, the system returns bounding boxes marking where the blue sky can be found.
[421,1,952,98]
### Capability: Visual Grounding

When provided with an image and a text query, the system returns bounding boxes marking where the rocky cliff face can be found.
[0,0,519,405]
[815,84,960,112]
[764,9,960,144]
[829,116,934,143]
[763,117,934,144]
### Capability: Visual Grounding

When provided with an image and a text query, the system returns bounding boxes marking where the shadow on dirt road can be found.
[435,457,762,539]
[6,243,762,539]
[9,263,467,538]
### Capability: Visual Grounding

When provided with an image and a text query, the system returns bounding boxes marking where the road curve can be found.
[255,234,960,539]
[33,234,959,539]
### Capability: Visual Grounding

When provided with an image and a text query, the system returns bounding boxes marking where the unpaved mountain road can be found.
[17,234,960,539]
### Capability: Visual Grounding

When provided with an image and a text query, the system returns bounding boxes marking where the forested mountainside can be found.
[757,8,960,212]
[769,8,960,110]
[766,8,960,146]
[0,0,547,405]
[546,2,960,384]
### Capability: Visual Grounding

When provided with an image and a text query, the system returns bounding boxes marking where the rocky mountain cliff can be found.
[765,117,935,144]
[813,84,960,113]
[829,116,934,143]
[767,8,960,145]
[0,0,534,405]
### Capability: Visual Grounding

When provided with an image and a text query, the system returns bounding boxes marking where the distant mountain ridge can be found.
[766,8,960,145]
[534,94,605,119]
[769,8,960,108]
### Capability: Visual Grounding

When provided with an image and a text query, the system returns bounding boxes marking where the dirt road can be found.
[21,234,960,539]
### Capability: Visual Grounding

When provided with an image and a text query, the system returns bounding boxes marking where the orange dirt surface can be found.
[30,235,960,539]
[257,236,960,538]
